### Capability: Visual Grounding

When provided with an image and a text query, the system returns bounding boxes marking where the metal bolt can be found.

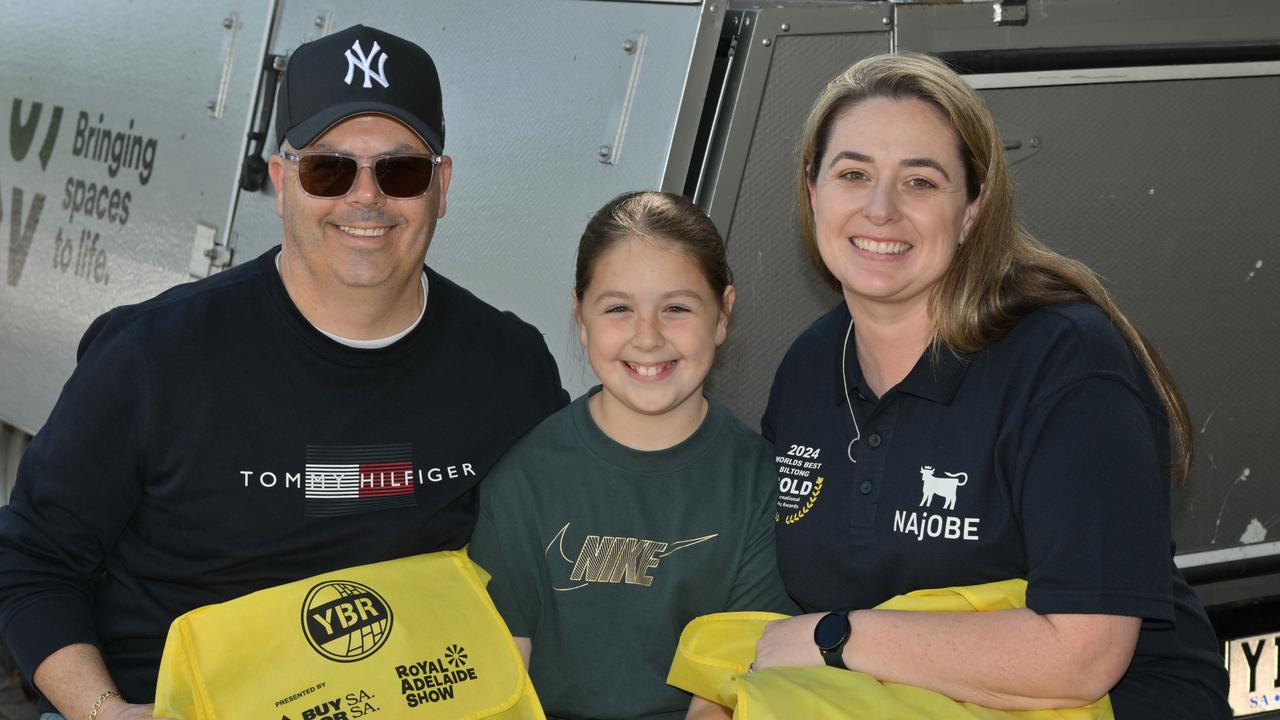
[1029,136,1041,148]
[762,38,772,47]
[222,17,234,29]
[206,100,217,111]
[780,23,790,32]
[623,39,636,54]
[882,16,891,25]
[598,145,612,159]
[709,5,718,12]
[314,15,326,28]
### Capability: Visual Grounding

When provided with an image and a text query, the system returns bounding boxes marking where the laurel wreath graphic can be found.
[782,475,824,525]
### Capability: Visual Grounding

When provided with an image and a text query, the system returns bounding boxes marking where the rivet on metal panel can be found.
[598,145,613,160]
[223,17,234,29]
[1029,136,1041,148]
[623,39,637,54]
[314,15,326,28]
[882,16,891,26]
[780,23,790,32]
[762,38,771,47]
[709,5,718,13]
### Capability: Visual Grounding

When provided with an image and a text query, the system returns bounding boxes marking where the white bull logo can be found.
[918,465,968,510]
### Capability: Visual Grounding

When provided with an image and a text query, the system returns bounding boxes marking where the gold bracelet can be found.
[87,690,120,720]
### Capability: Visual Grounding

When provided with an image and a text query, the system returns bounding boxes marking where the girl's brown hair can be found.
[575,191,732,305]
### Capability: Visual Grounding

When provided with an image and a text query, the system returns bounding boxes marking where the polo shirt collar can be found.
[831,305,970,406]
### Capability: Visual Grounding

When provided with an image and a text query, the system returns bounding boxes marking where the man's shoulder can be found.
[78,254,268,357]
[426,267,548,348]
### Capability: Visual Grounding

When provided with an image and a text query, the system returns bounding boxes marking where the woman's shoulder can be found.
[772,302,848,377]
[1008,303,1132,359]
[995,302,1149,392]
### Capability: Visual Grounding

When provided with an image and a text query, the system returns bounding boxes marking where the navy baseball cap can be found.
[275,24,445,153]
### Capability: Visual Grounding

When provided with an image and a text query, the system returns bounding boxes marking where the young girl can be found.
[469,191,795,720]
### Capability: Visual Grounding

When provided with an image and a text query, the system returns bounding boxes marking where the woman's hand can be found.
[99,700,172,719]
[753,612,826,669]
[685,695,732,720]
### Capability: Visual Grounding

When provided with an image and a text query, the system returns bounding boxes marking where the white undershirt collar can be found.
[275,250,429,349]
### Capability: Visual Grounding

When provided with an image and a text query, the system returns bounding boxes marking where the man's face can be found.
[267,114,452,293]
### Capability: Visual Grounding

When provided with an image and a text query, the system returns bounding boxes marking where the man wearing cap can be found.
[0,25,566,719]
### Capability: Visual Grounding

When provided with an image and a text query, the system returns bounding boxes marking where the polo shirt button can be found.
[867,433,882,448]
[859,480,873,494]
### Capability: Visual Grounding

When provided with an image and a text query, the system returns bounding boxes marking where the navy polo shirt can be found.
[762,302,1229,718]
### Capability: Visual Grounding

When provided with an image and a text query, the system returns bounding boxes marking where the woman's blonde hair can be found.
[796,53,1193,483]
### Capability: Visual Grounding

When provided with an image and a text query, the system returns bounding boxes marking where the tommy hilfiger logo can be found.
[919,465,968,511]
[344,39,389,88]
[545,522,717,592]
[239,444,477,518]
[305,443,417,517]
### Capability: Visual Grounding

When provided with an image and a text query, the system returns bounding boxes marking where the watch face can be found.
[814,612,850,650]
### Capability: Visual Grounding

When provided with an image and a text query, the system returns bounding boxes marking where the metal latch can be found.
[189,223,232,278]
[993,0,1028,26]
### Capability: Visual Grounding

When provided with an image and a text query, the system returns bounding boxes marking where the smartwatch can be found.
[813,611,851,669]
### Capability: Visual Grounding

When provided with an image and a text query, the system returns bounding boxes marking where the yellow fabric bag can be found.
[668,579,1113,720]
[154,549,544,720]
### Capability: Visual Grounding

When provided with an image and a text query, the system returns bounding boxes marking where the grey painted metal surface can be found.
[893,0,1280,56]
[229,1,711,400]
[0,1,276,433]
[0,424,30,507]
[976,75,1280,555]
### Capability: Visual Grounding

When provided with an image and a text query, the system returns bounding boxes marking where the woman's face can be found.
[808,97,979,314]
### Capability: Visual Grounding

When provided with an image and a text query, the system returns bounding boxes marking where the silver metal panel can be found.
[977,75,1280,555]
[965,61,1280,89]
[699,10,890,424]
[701,3,892,231]
[0,423,31,507]
[895,0,1280,55]
[0,1,275,433]
[229,1,707,399]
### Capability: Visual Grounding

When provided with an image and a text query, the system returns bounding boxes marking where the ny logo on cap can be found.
[344,39,389,89]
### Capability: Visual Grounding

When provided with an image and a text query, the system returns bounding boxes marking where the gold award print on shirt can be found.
[776,444,826,525]
[544,522,718,592]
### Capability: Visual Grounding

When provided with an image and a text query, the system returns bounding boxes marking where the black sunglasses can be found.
[280,151,442,199]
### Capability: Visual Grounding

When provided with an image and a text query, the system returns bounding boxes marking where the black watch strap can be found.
[814,611,851,670]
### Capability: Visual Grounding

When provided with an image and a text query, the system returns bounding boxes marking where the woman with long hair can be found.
[754,53,1229,718]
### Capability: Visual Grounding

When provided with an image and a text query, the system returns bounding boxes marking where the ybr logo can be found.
[918,465,968,511]
[301,580,393,662]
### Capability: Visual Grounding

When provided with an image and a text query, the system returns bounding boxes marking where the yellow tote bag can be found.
[668,579,1113,720]
[155,549,544,720]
